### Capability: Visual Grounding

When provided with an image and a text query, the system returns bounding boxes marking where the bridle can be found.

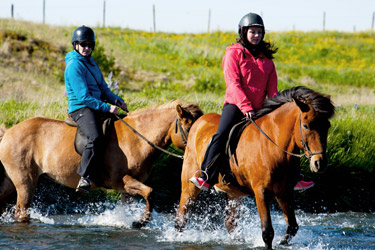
[297,113,325,159]
[249,113,324,160]
[175,118,189,147]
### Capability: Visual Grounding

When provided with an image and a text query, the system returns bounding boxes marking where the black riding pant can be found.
[200,104,245,185]
[70,107,105,178]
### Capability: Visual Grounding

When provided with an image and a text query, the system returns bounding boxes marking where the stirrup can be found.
[190,170,210,190]
[192,169,209,182]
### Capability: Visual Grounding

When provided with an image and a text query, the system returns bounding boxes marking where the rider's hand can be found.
[245,111,255,120]
[109,105,119,114]
[120,102,129,112]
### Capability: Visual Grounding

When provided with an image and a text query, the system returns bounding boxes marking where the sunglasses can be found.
[79,42,95,49]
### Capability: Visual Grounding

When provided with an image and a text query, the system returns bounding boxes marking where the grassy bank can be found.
[0,19,374,212]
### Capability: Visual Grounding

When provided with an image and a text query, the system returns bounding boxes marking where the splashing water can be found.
[0,196,374,249]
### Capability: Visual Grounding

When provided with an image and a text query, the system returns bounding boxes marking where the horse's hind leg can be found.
[122,175,153,228]
[14,178,39,222]
[276,193,299,245]
[0,172,15,202]
[1,160,39,222]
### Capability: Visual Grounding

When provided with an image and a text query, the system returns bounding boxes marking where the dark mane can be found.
[255,86,335,119]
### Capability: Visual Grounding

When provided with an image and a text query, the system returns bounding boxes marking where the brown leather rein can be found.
[248,113,324,159]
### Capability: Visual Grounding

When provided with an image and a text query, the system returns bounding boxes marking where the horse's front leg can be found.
[122,175,153,228]
[276,192,299,245]
[254,187,274,250]
[225,197,241,233]
[175,178,201,232]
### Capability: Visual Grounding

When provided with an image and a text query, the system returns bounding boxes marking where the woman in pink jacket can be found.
[190,12,314,192]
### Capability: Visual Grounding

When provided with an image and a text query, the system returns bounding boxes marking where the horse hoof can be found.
[15,216,30,223]
[279,235,291,246]
[175,225,183,232]
[132,220,146,228]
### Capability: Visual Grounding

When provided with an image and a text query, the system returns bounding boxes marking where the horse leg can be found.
[254,187,274,250]
[120,192,134,204]
[276,194,299,245]
[13,178,38,223]
[0,174,15,202]
[175,180,201,232]
[224,197,241,233]
[122,175,153,228]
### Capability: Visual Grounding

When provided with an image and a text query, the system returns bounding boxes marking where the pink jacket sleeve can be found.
[223,49,252,114]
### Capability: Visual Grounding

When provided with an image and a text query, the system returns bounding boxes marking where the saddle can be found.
[64,113,117,155]
[209,118,251,187]
[225,118,251,165]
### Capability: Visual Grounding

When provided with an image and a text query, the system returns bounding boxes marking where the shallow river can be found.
[0,197,374,250]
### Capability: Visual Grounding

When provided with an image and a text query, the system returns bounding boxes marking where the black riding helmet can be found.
[238,12,265,39]
[72,25,96,51]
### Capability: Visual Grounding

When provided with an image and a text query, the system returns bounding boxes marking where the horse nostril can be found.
[314,160,319,169]
[310,157,322,173]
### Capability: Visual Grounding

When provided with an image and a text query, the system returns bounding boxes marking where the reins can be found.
[248,113,323,159]
[114,114,184,160]
[248,117,304,158]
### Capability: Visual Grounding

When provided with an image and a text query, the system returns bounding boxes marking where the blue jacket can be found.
[64,50,124,113]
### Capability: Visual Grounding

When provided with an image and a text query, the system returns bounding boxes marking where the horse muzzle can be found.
[309,154,328,173]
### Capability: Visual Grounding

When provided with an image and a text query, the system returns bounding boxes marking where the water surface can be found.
[1,197,374,250]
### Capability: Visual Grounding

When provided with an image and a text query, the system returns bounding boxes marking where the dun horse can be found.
[175,87,335,249]
[0,100,203,226]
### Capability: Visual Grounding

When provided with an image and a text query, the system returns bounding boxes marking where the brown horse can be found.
[175,87,335,249]
[0,100,203,226]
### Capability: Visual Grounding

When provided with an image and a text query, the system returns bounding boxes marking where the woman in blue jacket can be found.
[65,26,128,192]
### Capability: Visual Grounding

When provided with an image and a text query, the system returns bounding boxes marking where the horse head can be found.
[293,91,335,173]
[170,103,203,150]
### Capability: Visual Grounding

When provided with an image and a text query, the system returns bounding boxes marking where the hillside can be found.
[0,19,374,212]
[1,19,375,108]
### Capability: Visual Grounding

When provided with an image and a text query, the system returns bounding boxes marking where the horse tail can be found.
[0,125,16,203]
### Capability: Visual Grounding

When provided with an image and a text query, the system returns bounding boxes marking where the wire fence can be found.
[3,1,375,33]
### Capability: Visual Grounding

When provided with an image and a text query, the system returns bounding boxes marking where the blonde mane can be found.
[128,100,203,119]
[0,125,6,142]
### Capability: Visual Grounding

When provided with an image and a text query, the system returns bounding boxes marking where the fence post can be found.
[103,0,106,27]
[153,4,156,32]
[43,0,45,24]
[207,9,211,33]
[11,4,14,19]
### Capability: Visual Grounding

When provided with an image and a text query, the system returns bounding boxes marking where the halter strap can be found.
[175,118,188,146]
[298,113,324,159]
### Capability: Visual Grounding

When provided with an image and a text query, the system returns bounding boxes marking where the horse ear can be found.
[176,104,187,119]
[293,97,310,112]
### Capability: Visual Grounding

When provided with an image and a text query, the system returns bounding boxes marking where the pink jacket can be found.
[223,43,278,115]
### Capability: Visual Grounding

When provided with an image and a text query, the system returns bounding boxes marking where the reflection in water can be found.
[0,197,374,250]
